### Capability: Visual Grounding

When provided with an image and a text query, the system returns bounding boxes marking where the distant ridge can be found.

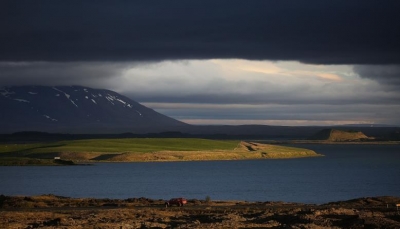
[1,86,399,138]
[308,129,371,141]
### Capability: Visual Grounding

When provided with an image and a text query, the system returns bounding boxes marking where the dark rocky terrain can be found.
[1,195,400,228]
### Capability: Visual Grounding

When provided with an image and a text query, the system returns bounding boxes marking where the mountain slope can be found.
[0,86,187,133]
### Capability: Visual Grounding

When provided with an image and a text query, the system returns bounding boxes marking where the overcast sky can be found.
[1,1,400,126]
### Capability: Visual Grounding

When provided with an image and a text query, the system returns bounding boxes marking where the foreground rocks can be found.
[1,195,399,228]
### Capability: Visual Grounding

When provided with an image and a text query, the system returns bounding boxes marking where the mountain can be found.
[0,86,187,134]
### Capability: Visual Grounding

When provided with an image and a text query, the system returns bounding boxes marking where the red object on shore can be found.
[165,198,187,207]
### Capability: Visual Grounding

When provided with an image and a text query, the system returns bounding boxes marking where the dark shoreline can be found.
[1,195,399,228]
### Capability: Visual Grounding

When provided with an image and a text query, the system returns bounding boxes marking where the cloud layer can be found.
[354,65,400,89]
[1,0,399,64]
[0,62,134,88]
[2,1,400,126]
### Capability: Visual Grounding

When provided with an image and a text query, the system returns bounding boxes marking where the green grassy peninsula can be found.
[0,138,321,165]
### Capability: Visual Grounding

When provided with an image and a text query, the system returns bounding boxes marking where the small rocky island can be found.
[308,129,373,142]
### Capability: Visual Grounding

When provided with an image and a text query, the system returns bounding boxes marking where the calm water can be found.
[0,144,399,204]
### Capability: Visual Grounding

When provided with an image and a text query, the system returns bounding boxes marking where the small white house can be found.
[54,157,61,160]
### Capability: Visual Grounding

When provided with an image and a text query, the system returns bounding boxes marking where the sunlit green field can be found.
[0,138,239,154]
[0,138,320,165]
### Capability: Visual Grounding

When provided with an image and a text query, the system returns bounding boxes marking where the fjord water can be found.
[1,144,399,204]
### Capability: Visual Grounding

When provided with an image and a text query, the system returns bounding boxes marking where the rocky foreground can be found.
[1,195,400,228]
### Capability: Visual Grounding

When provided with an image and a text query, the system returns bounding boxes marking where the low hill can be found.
[309,129,371,141]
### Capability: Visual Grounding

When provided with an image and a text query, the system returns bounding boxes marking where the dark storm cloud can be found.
[354,65,400,88]
[1,0,399,64]
[0,62,130,87]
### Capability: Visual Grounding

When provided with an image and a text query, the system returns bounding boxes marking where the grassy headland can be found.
[0,138,321,165]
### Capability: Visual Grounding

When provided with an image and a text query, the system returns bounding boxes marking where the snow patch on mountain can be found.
[53,87,70,99]
[104,94,132,108]
[53,87,78,107]
[105,98,115,105]
[0,88,15,97]
[115,98,129,107]
[14,99,30,103]
[28,92,37,95]
[43,115,58,121]
[91,99,97,104]
[70,100,78,107]
[105,94,115,105]
[106,94,114,100]
[116,98,125,104]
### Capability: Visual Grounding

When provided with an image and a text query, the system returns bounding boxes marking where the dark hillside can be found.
[0,86,187,134]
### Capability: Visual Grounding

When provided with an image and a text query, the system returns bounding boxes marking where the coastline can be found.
[265,140,400,145]
[0,140,322,166]
[1,195,399,228]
